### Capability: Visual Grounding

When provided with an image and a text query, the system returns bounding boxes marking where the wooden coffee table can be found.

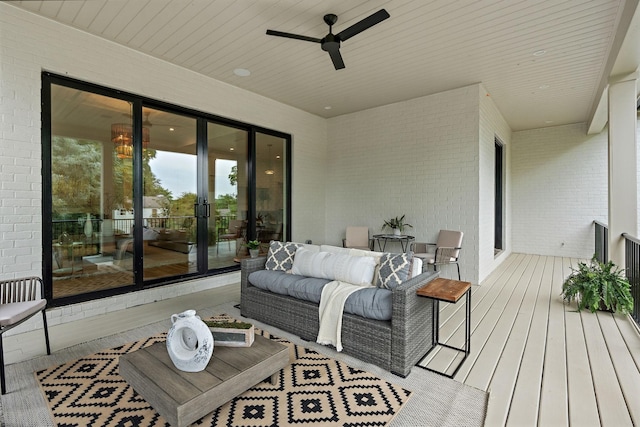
[120,334,289,427]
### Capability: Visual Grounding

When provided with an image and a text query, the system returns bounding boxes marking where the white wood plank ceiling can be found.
[6,0,639,131]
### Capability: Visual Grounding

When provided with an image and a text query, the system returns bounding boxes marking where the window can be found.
[43,73,291,305]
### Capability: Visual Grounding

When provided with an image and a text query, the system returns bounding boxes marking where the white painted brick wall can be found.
[478,85,513,281]
[0,4,326,334]
[327,84,491,283]
[512,123,608,257]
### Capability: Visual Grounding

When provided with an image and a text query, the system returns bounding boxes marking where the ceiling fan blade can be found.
[327,46,345,70]
[266,29,322,43]
[336,9,390,41]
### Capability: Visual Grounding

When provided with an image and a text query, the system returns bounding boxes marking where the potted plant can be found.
[246,240,261,258]
[561,256,634,314]
[382,215,413,236]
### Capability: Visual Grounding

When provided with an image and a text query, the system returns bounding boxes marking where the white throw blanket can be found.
[316,280,369,352]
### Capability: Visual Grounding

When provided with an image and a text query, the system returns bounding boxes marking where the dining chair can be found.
[217,219,246,254]
[0,276,51,394]
[342,226,372,250]
[412,230,464,280]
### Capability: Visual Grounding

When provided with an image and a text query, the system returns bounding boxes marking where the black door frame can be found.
[42,72,292,306]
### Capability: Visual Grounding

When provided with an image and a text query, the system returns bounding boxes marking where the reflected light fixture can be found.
[111,122,150,159]
[265,144,275,175]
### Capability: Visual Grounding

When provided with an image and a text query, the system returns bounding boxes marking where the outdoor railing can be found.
[623,233,640,326]
[593,222,639,326]
[594,220,608,264]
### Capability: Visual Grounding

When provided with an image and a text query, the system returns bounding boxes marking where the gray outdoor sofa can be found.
[240,250,438,377]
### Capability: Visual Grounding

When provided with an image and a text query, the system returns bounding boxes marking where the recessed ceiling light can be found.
[538,84,549,89]
[324,106,332,110]
[533,50,546,56]
[233,68,251,77]
[276,155,281,159]
[169,127,175,131]
[230,147,235,151]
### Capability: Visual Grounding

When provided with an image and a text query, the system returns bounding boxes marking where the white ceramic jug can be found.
[166,309,214,372]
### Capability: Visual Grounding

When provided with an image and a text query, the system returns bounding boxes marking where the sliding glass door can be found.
[255,132,288,246]
[49,85,135,299]
[44,73,291,305]
[141,107,198,280]
[207,122,248,268]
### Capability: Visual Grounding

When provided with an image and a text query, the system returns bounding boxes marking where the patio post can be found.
[607,73,638,269]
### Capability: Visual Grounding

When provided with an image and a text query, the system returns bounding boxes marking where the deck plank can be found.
[464,254,539,391]
[482,255,545,426]
[537,256,569,426]
[505,255,554,426]
[564,259,600,427]
[582,310,633,426]
[452,254,533,381]
[598,313,640,425]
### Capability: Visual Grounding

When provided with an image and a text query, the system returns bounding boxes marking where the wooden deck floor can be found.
[419,253,640,427]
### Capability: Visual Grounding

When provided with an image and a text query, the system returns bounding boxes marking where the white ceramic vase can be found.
[84,213,93,238]
[393,228,401,236]
[166,309,214,372]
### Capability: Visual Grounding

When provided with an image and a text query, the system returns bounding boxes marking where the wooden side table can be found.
[416,277,472,378]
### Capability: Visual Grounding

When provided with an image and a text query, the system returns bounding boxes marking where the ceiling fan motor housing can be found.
[321,33,340,51]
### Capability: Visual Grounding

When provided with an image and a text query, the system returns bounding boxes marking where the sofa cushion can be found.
[265,241,301,272]
[248,270,393,320]
[287,276,334,303]
[344,287,392,320]
[291,247,377,286]
[376,252,414,289]
[248,270,304,295]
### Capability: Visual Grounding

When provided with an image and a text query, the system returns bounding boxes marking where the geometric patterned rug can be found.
[35,315,411,426]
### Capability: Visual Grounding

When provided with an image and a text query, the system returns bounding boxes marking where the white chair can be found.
[342,226,372,250]
[412,230,464,280]
[0,276,51,394]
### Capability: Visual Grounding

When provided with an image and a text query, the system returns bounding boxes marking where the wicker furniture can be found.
[240,256,438,377]
[120,335,288,427]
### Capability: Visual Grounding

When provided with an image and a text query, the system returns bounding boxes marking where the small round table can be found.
[372,234,415,252]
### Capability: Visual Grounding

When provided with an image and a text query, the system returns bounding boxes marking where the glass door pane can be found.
[50,85,135,298]
[207,122,248,267]
[142,107,198,280]
[255,133,287,247]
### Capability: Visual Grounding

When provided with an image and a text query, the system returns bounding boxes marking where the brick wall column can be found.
[607,73,638,268]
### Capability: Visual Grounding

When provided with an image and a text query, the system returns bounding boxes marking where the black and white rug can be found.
[34,316,411,426]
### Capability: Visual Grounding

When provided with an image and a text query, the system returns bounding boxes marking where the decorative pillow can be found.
[290,248,330,278]
[290,248,377,286]
[375,252,414,290]
[320,245,351,255]
[265,241,301,272]
[332,253,376,286]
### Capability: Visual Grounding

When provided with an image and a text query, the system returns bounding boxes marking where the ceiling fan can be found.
[266,9,390,70]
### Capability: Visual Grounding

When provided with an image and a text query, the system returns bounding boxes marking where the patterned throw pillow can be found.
[265,241,301,272]
[375,252,413,290]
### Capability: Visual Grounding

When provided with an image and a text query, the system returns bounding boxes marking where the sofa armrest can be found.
[389,270,439,375]
[391,270,438,322]
[240,256,268,292]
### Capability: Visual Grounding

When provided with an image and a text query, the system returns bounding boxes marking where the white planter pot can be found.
[249,249,259,258]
